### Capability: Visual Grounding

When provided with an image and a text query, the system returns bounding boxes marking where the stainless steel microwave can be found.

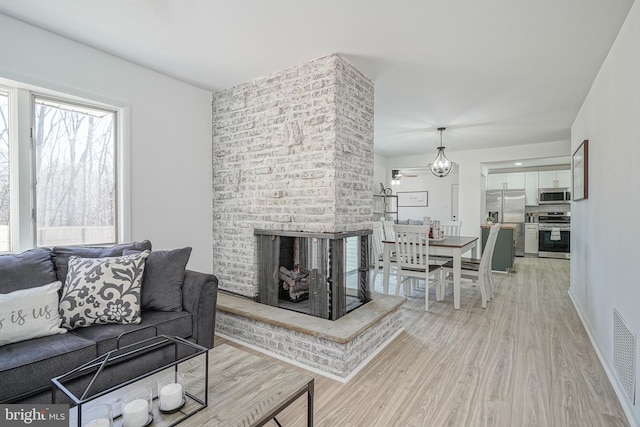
[538,188,571,204]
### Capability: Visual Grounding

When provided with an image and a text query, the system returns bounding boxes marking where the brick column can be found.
[212,53,374,297]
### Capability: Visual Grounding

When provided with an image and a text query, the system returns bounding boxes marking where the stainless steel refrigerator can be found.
[485,189,526,256]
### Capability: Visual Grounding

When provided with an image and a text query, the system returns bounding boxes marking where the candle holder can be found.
[121,387,153,427]
[158,372,186,413]
[83,404,112,427]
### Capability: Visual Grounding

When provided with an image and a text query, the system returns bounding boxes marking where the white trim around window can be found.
[0,80,130,253]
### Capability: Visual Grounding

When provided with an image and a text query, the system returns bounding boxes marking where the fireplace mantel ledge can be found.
[216,292,406,345]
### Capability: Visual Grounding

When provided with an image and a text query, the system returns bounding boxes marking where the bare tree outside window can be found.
[0,92,9,251]
[34,98,116,246]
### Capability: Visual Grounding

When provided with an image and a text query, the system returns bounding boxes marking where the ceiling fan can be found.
[392,169,418,179]
[391,169,418,186]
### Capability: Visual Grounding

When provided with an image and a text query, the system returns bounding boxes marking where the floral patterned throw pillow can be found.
[59,251,150,330]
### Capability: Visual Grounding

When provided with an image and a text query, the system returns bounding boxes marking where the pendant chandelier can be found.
[428,127,455,177]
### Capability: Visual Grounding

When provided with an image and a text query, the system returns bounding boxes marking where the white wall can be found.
[373,152,388,193]
[0,14,214,272]
[571,2,640,425]
[385,141,570,240]
[388,169,458,222]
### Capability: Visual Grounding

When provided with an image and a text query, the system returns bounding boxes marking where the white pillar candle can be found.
[159,382,183,411]
[85,418,111,427]
[122,399,149,427]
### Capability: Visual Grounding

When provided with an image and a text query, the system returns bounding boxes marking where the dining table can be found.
[382,236,479,309]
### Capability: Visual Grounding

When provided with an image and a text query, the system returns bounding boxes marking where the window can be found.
[0,91,9,251]
[0,82,121,252]
[33,97,117,247]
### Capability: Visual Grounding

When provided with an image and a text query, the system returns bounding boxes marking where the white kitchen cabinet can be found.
[525,223,539,254]
[524,172,538,205]
[538,171,556,188]
[504,172,525,189]
[487,172,525,190]
[556,170,571,188]
[539,170,571,188]
[487,174,505,190]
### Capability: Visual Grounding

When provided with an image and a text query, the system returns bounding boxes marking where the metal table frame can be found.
[52,333,208,427]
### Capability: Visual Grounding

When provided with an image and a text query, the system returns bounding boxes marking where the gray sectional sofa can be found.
[0,241,218,404]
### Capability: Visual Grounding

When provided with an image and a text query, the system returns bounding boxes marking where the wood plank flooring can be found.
[214,257,629,427]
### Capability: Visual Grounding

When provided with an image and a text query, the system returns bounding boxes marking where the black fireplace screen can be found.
[255,229,371,320]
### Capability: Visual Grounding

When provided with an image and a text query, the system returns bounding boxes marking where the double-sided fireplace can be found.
[255,229,372,320]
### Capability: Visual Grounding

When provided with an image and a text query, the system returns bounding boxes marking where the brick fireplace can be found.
[212,53,374,298]
[212,54,405,379]
[255,229,371,320]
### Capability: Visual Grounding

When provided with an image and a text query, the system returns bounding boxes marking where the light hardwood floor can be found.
[214,257,629,427]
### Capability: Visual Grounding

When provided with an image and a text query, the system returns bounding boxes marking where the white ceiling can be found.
[0,0,633,157]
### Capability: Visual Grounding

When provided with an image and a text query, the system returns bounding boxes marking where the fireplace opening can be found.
[255,229,372,320]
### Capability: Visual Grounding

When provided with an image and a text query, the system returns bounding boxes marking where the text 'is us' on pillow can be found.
[0,281,67,346]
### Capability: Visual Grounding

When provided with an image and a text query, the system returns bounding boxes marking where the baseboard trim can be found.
[216,327,404,384]
[568,289,638,427]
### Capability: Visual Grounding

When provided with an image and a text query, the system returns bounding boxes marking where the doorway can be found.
[451,184,459,221]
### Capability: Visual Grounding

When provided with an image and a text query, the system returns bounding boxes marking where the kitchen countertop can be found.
[481,223,518,229]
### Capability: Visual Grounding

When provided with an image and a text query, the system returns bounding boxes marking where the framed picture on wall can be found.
[572,139,589,201]
[397,191,428,207]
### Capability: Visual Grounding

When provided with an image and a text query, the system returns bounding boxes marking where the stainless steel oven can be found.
[538,211,570,259]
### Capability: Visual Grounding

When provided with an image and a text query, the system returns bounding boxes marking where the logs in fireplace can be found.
[279,265,309,302]
[255,229,372,320]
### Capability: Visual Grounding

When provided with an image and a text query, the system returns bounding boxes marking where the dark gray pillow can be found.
[52,240,152,283]
[0,248,56,293]
[123,247,192,312]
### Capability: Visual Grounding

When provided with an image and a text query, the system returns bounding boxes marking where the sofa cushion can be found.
[123,247,192,312]
[0,248,56,293]
[0,333,96,403]
[0,281,67,346]
[52,240,152,284]
[70,311,193,355]
[59,252,150,330]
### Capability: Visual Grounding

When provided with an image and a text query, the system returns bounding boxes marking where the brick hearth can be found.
[215,291,405,381]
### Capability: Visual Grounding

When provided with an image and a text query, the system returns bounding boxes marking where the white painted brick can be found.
[215,306,403,379]
[213,53,374,297]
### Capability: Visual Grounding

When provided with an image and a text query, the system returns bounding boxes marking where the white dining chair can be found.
[382,220,396,242]
[441,223,500,308]
[441,220,462,237]
[429,220,463,265]
[482,225,500,299]
[371,222,386,289]
[393,224,442,311]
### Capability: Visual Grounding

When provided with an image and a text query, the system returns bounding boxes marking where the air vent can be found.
[613,309,637,404]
